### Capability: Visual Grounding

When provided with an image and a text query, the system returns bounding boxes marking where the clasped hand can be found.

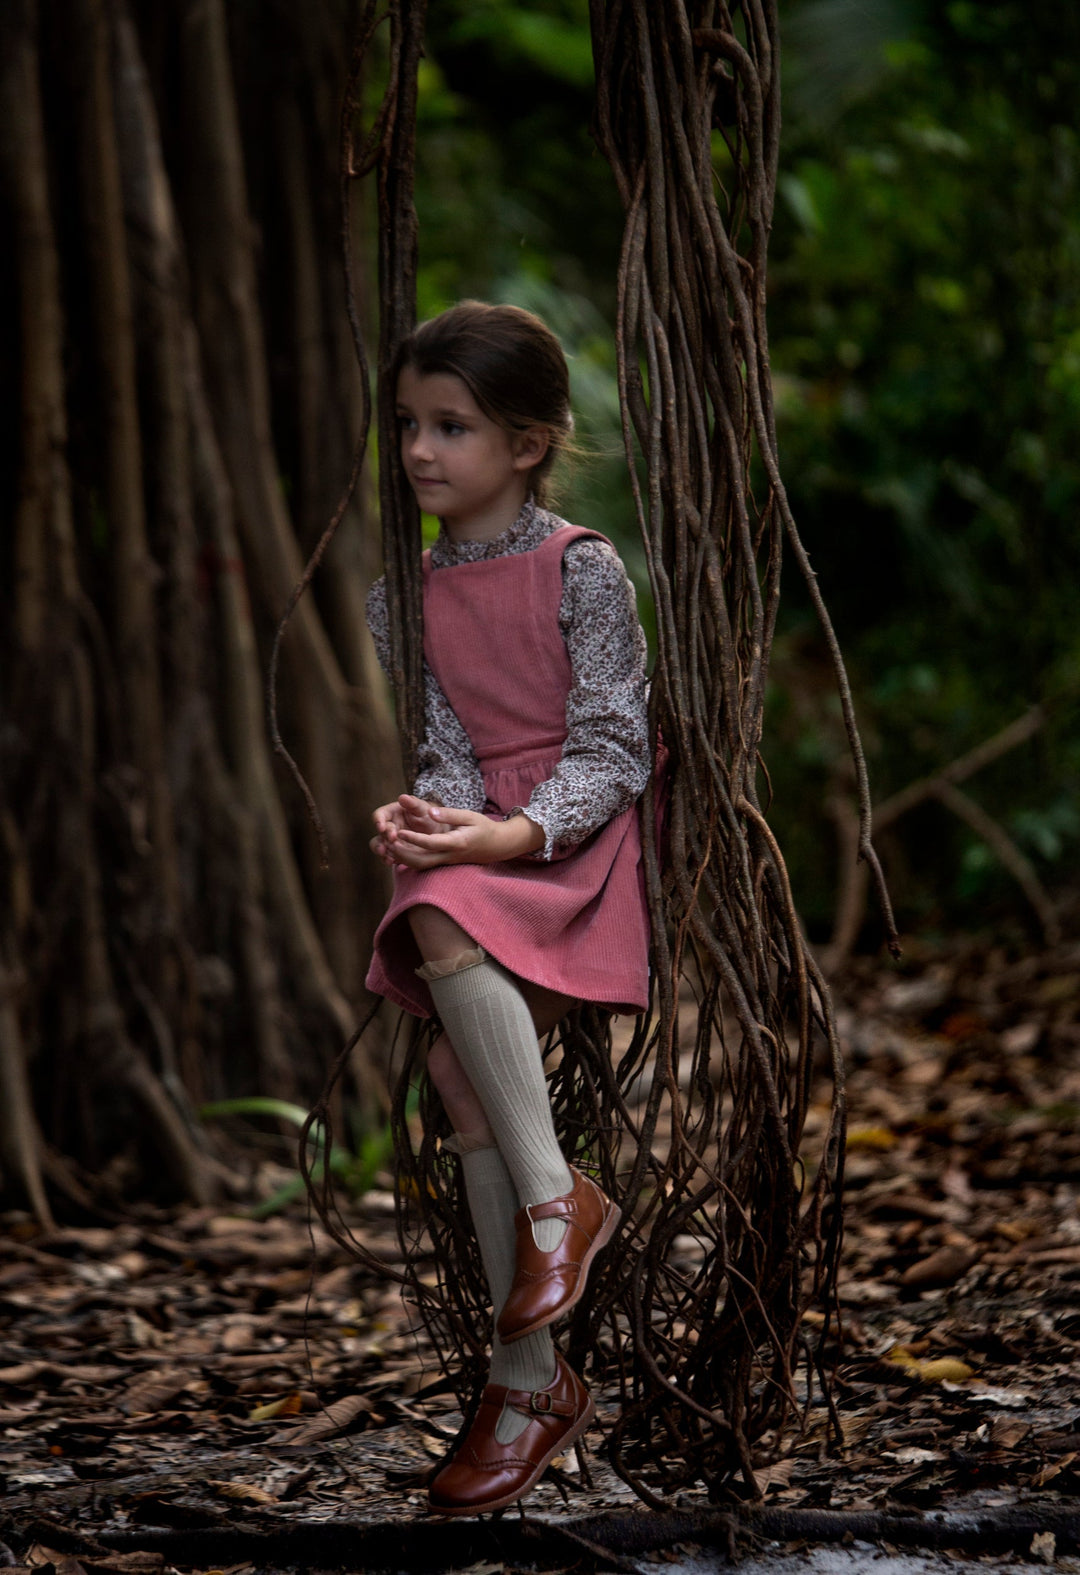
[370,793,543,870]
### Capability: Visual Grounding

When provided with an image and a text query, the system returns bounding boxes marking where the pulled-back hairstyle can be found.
[394,301,573,504]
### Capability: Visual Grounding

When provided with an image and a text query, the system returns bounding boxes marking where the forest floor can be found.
[1,926,1079,1573]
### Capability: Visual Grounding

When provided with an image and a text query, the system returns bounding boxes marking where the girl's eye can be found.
[441,421,465,437]
[397,414,417,431]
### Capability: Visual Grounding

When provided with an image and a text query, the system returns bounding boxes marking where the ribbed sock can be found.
[422,952,572,1253]
[457,1141,556,1445]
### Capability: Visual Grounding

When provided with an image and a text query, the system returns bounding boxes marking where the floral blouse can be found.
[365,500,650,860]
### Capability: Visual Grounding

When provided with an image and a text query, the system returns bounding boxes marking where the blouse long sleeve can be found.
[519,539,650,860]
[365,578,486,812]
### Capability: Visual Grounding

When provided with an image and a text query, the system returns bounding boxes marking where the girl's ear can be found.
[511,427,550,472]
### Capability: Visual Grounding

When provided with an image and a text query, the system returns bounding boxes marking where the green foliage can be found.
[763,0,1080,929]
[199,1097,400,1218]
[446,4,594,88]
[415,3,620,313]
[409,0,1079,937]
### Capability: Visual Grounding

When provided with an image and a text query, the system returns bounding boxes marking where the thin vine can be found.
[300,0,896,1502]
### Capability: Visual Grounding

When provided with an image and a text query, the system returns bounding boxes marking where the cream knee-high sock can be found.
[422,952,572,1253]
[455,1139,556,1445]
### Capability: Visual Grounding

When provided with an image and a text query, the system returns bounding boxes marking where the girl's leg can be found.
[412,905,616,1346]
[410,905,574,1229]
[426,1032,489,1138]
[428,1104,560,1447]
[417,908,577,1446]
[429,1042,558,1443]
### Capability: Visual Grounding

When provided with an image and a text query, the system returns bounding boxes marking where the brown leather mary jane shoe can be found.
[496,1166,620,1344]
[427,1353,593,1516]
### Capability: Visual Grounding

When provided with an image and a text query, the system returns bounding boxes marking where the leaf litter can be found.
[0,931,1079,1563]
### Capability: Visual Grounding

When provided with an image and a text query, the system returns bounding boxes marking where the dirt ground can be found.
[2,929,1079,1571]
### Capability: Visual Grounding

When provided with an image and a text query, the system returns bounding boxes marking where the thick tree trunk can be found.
[172,0,381,1005]
[0,0,76,1224]
[0,0,397,1207]
[183,317,354,1047]
[111,3,294,1095]
[69,0,189,1036]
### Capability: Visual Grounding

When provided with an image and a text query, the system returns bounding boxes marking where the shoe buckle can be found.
[531,1390,554,1414]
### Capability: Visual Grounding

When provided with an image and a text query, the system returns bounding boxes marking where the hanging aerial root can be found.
[267,0,427,852]
[304,0,892,1507]
[578,0,882,1494]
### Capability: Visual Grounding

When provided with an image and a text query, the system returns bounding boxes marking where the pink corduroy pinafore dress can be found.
[365,525,651,1019]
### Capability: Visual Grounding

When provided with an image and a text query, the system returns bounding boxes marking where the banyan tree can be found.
[1,0,398,1222]
[1,0,892,1502]
[302,0,895,1501]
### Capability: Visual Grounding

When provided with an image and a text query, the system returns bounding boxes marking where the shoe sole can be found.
[427,1394,596,1517]
[498,1197,621,1344]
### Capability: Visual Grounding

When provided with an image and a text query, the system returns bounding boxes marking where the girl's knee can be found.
[427,1033,492,1139]
[426,1033,456,1094]
[518,979,577,1036]
[428,1033,476,1103]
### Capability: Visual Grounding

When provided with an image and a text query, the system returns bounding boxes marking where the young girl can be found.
[365,301,651,1516]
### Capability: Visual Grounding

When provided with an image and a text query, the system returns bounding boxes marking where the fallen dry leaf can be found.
[1034,1451,1078,1487]
[247,1392,304,1422]
[882,1446,942,1465]
[207,1479,278,1505]
[83,1556,163,1575]
[1030,1530,1057,1563]
[900,1244,979,1288]
[85,1556,163,1575]
[0,1362,127,1387]
[117,1373,187,1416]
[846,1125,898,1151]
[989,1418,1031,1449]
[952,1383,1033,1408]
[886,1347,975,1384]
[752,1456,796,1495]
[267,1392,374,1446]
[994,1219,1040,1243]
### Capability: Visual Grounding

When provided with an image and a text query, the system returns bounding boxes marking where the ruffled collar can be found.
[430,498,550,567]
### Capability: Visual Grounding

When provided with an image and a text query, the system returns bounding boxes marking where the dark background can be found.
[1,0,1075,1210]
[412,0,1080,941]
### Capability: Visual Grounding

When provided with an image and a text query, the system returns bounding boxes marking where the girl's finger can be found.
[403,810,438,832]
[418,805,476,827]
[399,793,435,814]
[394,829,461,851]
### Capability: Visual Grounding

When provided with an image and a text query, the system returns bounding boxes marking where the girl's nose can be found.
[408,426,435,463]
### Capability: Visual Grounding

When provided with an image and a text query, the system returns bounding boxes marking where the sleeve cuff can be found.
[505,805,557,862]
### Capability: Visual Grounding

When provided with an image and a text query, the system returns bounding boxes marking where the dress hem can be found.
[366,884,649,1020]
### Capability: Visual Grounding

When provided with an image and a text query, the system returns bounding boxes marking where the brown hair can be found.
[394,301,574,504]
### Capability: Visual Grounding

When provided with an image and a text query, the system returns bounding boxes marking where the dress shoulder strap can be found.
[540,522,613,557]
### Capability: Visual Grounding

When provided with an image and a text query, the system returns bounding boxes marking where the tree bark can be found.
[173,0,383,1007]
[0,0,74,1225]
[0,0,417,1208]
[68,0,188,1033]
[183,315,355,1048]
[110,1,294,1094]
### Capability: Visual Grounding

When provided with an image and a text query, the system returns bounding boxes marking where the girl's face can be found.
[396,367,547,540]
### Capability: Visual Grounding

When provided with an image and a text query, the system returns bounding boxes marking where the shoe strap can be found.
[525,1194,581,1224]
[505,1383,578,1419]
